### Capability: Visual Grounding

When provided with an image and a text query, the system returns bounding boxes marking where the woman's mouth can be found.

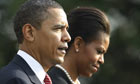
[90,64,99,72]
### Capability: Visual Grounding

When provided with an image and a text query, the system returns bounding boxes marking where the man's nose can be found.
[62,29,71,42]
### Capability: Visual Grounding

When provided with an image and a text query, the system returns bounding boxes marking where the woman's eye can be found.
[97,50,103,54]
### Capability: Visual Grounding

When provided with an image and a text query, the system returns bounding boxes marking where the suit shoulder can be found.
[0,63,31,84]
[48,66,70,84]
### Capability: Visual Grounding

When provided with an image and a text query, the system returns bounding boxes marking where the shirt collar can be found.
[17,50,46,84]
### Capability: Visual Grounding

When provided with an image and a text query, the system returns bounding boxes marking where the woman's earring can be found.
[76,49,79,53]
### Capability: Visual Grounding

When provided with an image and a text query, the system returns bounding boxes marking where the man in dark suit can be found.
[0,0,71,84]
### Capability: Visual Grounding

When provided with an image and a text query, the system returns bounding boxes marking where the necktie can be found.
[44,74,52,84]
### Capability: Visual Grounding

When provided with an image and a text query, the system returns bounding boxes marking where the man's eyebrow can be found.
[53,24,67,28]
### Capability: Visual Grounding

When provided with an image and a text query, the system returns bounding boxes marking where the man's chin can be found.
[52,57,64,65]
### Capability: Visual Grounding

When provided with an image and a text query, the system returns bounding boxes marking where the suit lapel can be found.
[12,55,42,84]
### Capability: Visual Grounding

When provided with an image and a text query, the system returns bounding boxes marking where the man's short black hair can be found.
[14,0,63,43]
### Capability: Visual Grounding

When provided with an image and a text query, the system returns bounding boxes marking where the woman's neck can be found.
[61,53,79,83]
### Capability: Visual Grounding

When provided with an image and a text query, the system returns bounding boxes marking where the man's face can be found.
[34,8,71,67]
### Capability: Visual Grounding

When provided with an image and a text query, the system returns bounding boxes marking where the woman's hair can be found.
[67,7,110,48]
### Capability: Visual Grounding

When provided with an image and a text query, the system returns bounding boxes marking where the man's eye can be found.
[66,27,69,30]
[56,28,62,30]
[54,27,63,31]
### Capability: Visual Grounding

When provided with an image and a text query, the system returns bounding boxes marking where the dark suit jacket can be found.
[0,55,42,84]
[48,66,72,84]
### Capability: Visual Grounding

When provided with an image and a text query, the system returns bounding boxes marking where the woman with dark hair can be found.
[48,7,111,84]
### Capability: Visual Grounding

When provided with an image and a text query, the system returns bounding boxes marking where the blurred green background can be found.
[0,0,140,84]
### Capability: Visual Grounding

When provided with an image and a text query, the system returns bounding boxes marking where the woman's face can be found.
[76,32,110,77]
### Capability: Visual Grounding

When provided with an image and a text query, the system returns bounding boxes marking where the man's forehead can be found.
[47,8,65,16]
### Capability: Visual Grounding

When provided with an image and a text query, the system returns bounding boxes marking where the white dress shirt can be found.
[17,50,46,84]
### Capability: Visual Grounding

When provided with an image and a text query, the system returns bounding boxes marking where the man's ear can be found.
[22,24,35,42]
[73,36,84,53]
